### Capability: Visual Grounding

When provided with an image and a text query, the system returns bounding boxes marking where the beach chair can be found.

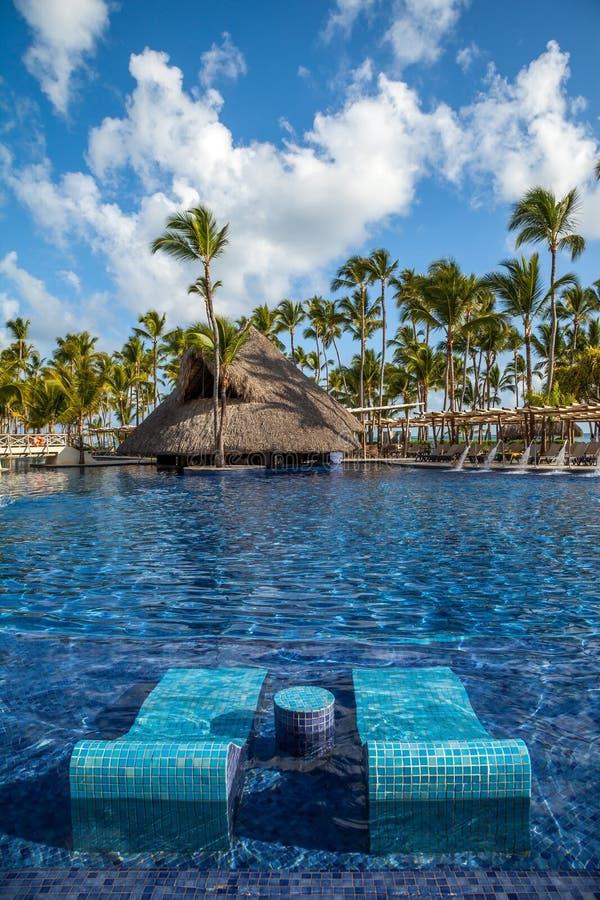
[537,441,565,464]
[504,441,524,463]
[569,442,590,465]
[467,443,487,464]
[70,666,267,853]
[583,441,600,465]
[352,667,531,855]
[429,443,461,462]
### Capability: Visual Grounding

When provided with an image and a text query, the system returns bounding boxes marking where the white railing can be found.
[0,431,130,457]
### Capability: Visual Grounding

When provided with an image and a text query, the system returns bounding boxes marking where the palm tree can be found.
[192,317,251,453]
[5,317,31,381]
[250,303,285,350]
[416,259,483,415]
[484,254,551,400]
[303,296,328,385]
[595,159,600,180]
[161,326,192,387]
[557,285,599,362]
[365,248,398,447]
[133,309,167,408]
[275,299,305,364]
[115,335,150,426]
[152,206,229,465]
[49,358,106,464]
[508,187,585,393]
[22,376,68,433]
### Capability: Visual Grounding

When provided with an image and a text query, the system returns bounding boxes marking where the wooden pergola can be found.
[404,402,600,447]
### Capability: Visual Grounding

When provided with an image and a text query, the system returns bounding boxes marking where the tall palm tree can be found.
[193,317,251,453]
[557,285,599,362]
[115,335,151,426]
[416,259,483,415]
[275,299,305,364]
[152,206,229,465]
[49,359,106,464]
[508,187,585,393]
[6,317,31,381]
[133,309,167,408]
[250,303,285,350]
[365,248,398,446]
[303,295,328,385]
[484,254,549,400]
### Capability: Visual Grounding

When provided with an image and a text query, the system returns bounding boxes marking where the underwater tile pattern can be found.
[274,686,335,757]
[70,667,266,853]
[353,667,532,854]
[1,867,599,898]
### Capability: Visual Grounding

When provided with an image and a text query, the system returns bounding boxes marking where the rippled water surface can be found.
[0,465,598,870]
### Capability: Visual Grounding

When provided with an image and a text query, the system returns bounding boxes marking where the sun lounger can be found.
[583,441,600,465]
[538,441,566,464]
[352,667,531,855]
[70,666,267,853]
[428,443,463,462]
[569,442,590,465]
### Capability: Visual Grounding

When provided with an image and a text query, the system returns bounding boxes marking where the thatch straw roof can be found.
[118,327,361,457]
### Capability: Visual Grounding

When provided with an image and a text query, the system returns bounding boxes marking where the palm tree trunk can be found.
[78,413,85,465]
[377,281,386,450]
[290,330,296,365]
[547,244,557,394]
[205,261,222,465]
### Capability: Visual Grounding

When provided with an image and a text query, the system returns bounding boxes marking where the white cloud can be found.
[2,40,598,346]
[297,66,311,80]
[323,0,376,39]
[456,42,480,72]
[198,32,247,89]
[0,292,20,350]
[14,0,110,114]
[385,0,469,69]
[0,250,78,348]
[58,269,81,292]
[457,41,598,204]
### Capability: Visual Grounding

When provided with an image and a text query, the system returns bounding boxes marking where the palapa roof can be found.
[118,327,361,457]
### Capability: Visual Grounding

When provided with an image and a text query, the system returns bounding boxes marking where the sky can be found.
[0,0,599,363]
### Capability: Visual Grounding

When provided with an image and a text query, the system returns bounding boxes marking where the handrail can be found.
[0,430,129,457]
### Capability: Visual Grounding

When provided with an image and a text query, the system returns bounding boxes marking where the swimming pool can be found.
[0,465,598,870]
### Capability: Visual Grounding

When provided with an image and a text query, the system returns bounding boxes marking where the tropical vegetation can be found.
[1,186,599,453]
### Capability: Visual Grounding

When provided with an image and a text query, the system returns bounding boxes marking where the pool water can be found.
[0,465,598,870]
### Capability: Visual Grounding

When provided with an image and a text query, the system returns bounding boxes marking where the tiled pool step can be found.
[0,867,599,898]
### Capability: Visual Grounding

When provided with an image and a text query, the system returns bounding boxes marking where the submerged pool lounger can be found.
[352,667,531,855]
[70,666,267,853]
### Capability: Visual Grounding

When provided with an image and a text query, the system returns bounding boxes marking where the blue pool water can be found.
[0,464,598,870]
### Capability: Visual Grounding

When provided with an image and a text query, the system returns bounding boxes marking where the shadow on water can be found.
[235,677,369,854]
[0,683,156,850]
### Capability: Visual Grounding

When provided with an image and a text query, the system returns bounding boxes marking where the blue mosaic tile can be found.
[274,686,335,758]
[353,667,532,855]
[0,868,598,899]
[69,667,267,854]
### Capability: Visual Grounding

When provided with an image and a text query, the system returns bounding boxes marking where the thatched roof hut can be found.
[118,327,361,466]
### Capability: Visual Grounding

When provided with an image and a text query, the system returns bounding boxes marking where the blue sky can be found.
[1,0,599,363]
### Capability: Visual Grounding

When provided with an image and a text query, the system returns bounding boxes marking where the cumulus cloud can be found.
[198,32,247,89]
[14,0,110,114]
[2,40,598,338]
[0,291,20,350]
[456,42,480,72]
[457,41,598,203]
[0,250,78,348]
[323,0,377,39]
[385,0,469,69]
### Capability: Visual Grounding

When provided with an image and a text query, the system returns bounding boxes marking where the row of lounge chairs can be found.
[408,440,600,466]
[70,665,531,856]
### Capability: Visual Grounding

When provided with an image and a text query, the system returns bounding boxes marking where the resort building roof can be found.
[118,327,361,460]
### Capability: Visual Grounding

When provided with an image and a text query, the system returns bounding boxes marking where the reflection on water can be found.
[0,465,598,641]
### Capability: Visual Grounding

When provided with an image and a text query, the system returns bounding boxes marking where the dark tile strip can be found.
[0,868,599,899]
